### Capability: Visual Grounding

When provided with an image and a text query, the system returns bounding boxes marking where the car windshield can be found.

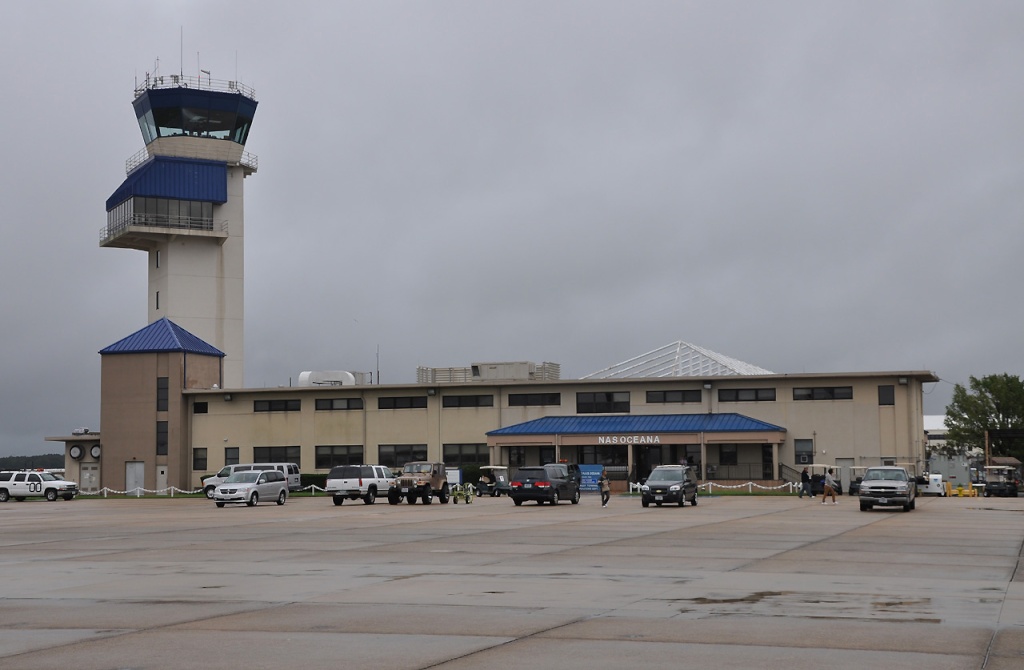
[38,473,59,481]
[226,472,260,483]
[513,469,545,480]
[864,469,907,481]
[403,463,432,474]
[649,468,683,482]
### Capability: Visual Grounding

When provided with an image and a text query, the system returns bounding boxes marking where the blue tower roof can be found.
[100,318,224,357]
[106,156,228,211]
[487,413,785,436]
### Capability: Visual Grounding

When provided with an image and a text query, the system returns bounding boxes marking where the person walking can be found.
[598,469,611,507]
[799,467,812,499]
[822,468,838,505]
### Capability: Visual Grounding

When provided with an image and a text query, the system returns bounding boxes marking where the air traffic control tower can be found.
[101,74,258,388]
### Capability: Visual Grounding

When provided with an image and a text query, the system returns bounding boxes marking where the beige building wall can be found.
[185,372,934,488]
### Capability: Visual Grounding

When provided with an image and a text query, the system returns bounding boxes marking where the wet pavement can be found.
[1,492,1022,669]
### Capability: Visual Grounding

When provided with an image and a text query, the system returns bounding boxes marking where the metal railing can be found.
[100,215,228,245]
[135,73,256,100]
[125,148,258,174]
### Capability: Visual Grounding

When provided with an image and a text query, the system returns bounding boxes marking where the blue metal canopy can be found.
[100,318,224,357]
[487,413,785,436]
[105,156,228,211]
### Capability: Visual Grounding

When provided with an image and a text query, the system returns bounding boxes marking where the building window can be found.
[155,249,160,269]
[878,385,895,406]
[157,377,169,411]
[192,447,207,470]
[225,447,239,466]
[794,439,814,464]
[155,290,160,311]
[193,402,208,414]
[378,396,428,410]
[156,421,168,455]
[579,445,628,466]
[379,444,428,468]
[253,446,300,466]
[719,444,738,466]
[647,389,702,404]
[315,398,365,410]
[442,395,494,408]
[793,387,853,401]
[443,444,489,466]
[508,393,561,407]
[718,388,776,402]
[509,446,526,467]
[315,445,364,469]
[253,399,301,412]
[577,392,630,414]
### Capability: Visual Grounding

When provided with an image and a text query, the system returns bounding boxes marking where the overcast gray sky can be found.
[2,1,1022,457]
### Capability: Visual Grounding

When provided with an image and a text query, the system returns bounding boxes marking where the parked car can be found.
[203,462,300,497]
[325,464,394,505]
[858,466,916,512]
[640,465,698,507]
[0,470,78,502]
[213,470,288,507]
[388,461,450,505]
[509,465,581,506]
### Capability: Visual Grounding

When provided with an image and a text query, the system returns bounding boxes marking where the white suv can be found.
[0,471,79,502]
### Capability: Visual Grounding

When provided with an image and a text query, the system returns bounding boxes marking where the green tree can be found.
[944,374,1024,459]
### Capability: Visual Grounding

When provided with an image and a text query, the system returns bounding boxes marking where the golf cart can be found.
[983,466,1020,497]
[846,466,868,495]
[477,466,512,497]
[808,464,842,496]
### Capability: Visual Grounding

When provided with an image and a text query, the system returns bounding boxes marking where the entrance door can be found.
[80,464,99,493]
[125,462,145,497]
[156,466,168,495]
[836,458,855,493]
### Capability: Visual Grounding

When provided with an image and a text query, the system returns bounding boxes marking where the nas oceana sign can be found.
[598,435,661,445]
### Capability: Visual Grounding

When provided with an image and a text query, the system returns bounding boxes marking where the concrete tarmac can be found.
[1,491,1023,669]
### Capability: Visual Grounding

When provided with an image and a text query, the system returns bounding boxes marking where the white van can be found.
[203,463,301,497]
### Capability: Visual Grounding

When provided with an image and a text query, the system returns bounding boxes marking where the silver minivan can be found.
[203,463,301,497]
[213,470,288,507]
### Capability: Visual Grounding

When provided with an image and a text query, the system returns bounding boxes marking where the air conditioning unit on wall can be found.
[796,453,811,464]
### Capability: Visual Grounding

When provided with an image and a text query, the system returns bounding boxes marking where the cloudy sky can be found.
[2,1,1022,456]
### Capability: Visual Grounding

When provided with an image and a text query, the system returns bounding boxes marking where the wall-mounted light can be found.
[427,388,436,396]
[897,377,908,385]
[703,382,712,389]
[224,393,233,401]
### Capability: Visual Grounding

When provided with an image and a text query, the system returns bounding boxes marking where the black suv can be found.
[510,464,582,506]
[641,465,699,507]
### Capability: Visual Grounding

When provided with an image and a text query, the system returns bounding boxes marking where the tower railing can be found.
[100,215,229,245]
[135,74,256,100]
[125,148,258,174]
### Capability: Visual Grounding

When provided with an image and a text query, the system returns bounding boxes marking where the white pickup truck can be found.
[324,464,395,505]
[858,466,916,512]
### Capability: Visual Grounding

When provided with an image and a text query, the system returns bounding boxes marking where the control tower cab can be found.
[102,74,258,388]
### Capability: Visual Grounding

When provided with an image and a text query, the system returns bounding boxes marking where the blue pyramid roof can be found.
[487,413,785,436]
[100,318,224,357]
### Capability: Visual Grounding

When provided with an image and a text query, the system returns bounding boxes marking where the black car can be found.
[509,465,582,506]
[641,465,698,507]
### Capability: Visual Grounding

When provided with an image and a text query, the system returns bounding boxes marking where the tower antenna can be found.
[179,26,183,77]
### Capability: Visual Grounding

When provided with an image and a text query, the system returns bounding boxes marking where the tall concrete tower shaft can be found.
[101,74,258,388]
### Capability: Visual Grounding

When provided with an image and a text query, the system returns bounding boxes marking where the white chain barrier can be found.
[629,481,798,494]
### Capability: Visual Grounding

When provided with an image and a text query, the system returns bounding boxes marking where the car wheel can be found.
[216,501,226,508]
[513,498,523,506]
[63,494,74,501]
[406,493,418,504]
[691,494,698,506]
[15,497,25,502]
[247,492,259,507]
[204,486,216,499]
[910,498,916,510]
[422,490,433,505]
[439,484,450,504]
[571,488,580,504]
[678,495,685,507]
[641,498,649,508]
[46,489,58,502]
[364,488,376,505]
[333,496,344,506]
[860,502,870,511]
[277,490,287,505]
[388,492,400,505]
[551,491,559,505]
[0,490,8,502]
